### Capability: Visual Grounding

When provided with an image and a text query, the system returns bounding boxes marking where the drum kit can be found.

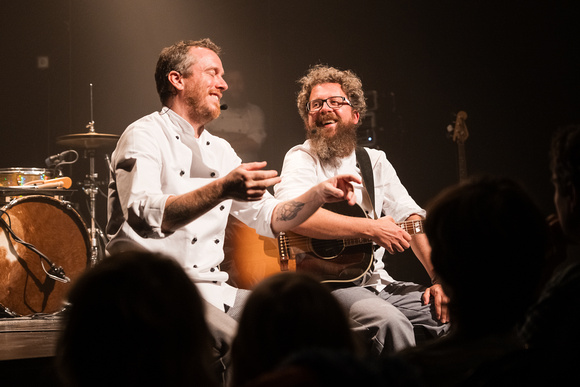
[0,113,119,317]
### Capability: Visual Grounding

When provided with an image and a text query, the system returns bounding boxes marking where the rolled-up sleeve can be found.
[275,145,320,201]
[113,125,172,238]
[230,192,279,238]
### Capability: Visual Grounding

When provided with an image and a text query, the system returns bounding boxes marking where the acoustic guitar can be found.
[222,201,424,289]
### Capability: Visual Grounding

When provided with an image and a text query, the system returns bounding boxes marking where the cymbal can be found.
[57,132,120,150]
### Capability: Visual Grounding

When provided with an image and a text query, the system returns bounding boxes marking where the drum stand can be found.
[55,85,119,266]
[84,147,100,267]
[57,120,118,267]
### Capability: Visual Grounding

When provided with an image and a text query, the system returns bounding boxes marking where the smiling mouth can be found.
[209,91,222,102]
[318,118,338,128]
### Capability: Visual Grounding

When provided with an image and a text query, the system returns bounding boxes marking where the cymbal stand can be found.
[84,120,100,267]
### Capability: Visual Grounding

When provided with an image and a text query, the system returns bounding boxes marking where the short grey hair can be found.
[154,38,222,105]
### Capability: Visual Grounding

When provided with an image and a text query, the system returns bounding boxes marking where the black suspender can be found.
[355,146,375,216]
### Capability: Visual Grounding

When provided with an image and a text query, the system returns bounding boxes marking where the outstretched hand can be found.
[222,161,281,201]
[316,174,361,205]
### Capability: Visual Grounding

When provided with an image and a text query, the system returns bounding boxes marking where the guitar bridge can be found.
[277,232,290,271]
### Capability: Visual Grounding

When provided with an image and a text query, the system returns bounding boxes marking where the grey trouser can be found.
[332,281,448,356]
[204,289,251,387]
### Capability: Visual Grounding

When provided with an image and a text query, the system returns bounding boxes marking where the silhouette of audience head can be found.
[238,347,391,387]
[56,251,217,387]
[504,125,580,384]
[230,272,358,386]
[424,175,549,335]
[550,124,580,241]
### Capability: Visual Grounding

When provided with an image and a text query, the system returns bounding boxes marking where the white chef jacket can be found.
[274,140,426,292]
[106,108,279,310]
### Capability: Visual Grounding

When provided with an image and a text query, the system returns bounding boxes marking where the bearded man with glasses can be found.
[274,64,449,356]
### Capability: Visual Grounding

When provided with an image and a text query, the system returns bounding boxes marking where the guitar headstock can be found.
[452,111,469,144]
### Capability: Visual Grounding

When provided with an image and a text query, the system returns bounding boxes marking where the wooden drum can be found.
[0,195,90,316]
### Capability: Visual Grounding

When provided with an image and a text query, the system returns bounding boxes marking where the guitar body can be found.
[222,215,292,290]
[280,202,374,284]
[222,202,374,289]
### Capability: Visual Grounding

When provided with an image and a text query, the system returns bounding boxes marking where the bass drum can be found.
[0,195,90,316]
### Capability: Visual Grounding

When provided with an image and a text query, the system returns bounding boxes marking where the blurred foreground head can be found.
[425,175,549,334]
[231,272,357,386]
[56,251,216,387]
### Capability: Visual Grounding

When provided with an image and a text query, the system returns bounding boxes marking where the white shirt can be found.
[106,108,279,310]
[274,140,425,291]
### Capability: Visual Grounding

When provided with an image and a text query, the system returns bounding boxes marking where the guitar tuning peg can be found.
[446,124,454,133]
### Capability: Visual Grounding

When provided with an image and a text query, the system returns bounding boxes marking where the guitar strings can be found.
[279,219,423,251]
[281,234,369,248]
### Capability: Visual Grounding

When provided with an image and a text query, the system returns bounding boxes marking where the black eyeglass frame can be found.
[306,96,352,112]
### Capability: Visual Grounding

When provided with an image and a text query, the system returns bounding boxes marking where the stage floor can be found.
[0,315,63,361]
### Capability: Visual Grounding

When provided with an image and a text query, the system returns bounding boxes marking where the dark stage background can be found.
[1,1,578,284]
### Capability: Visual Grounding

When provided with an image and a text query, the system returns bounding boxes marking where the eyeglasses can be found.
[306,96,352,112]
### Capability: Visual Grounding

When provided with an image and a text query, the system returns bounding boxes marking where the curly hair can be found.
[154,38,222,105]
[296,64,367,123]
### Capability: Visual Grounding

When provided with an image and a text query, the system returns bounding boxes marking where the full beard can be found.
[307,120,358,169]
[185,86,221,126]
[187,97,220,125]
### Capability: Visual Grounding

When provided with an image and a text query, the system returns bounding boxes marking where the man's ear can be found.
[168,70,184,91]
[353,111,360,125]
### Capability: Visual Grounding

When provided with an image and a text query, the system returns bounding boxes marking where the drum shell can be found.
[0,195,90,316]
[0,168,52,187]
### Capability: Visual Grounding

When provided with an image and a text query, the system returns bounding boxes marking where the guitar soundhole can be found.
[310,238,345,259]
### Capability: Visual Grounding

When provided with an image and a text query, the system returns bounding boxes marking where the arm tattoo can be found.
[276,200,305,221]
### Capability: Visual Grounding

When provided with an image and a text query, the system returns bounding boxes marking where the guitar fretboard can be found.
[283,218,425,252]
[398,219,424,235]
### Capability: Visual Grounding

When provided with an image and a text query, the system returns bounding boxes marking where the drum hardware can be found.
[55,85,119,150]
[55,84,120,266]
[44,149,79,177]
[85,148,101,266]
[55,131,120,150]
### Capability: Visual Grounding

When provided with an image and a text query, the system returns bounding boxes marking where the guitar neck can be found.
[457,141,468,181]
[283,218,425,252]
[339,218,425,245]
[397,218,424,235]
[452,111,469,182]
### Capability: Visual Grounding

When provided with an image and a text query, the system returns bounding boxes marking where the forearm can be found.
[162,179,226,232]
[269,173,359,234]
[290,208,374,239]
[270,188,332,234]
[410,231,436,281]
